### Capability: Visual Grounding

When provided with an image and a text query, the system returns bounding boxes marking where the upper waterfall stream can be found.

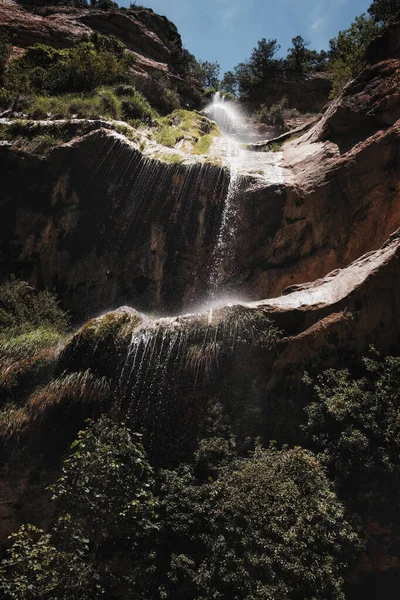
[203,92,285,306]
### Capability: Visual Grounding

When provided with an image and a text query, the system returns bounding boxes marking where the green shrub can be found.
[0,278,68,335]
[158,445,359,599]
[304,354,400,512]
[255,98,288,126]
[5,36,134,97]
[0,87,11,109]
[130,71,181,115]
[96,87,121,118]
[114,83,136,97]
[0,327,64,362]
[0,524,96,600]
[120,90,155,123]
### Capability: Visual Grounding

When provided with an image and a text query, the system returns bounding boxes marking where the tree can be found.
[286,35,311,71]
[304,354,400,570]
[249,38,281,79]
[0,417,158,599]
[51,416,157,549]
[219,70,237,96]
[199,60,220,89]
[328,13,379,95]
[368,0,400,22]
[158,445,359,599]
[231,38,282,98]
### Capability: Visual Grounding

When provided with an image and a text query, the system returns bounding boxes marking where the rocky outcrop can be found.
[78,11,170,63]
[0,0,178,73]
[312,19,400,143]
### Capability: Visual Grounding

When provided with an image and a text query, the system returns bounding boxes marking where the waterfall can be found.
[203,92,285,304]
[204,93,254,299]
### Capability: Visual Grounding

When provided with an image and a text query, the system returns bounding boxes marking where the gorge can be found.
[0,1,400,598]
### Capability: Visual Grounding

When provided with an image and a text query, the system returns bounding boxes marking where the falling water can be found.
[111,304,274,436]
[203,93,285,302]
[205,93,252,297]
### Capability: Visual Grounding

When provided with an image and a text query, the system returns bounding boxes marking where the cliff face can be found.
[1,9,400,591]
[1,52,399,319]
[0,131,229,319]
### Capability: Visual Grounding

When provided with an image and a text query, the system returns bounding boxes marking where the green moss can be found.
[154,109,220,151]
[159,153,183,164]
[154,124,185,147]
[193,134,214,155]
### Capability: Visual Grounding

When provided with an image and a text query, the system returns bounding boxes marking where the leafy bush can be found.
[120,90,155,123]
[0,417,158,598]
[327,14,379,96]
[304,354,400,515]
[157,445,359,599]
[0,278,68,368]
[255,98,288,126]
[0,524,95,600]
[0,278,68,335]
[4,35,135,98]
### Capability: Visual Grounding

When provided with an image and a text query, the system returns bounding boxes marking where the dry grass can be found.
[0,404,30,440]
[0,370,110,440]
[28,370,110,418]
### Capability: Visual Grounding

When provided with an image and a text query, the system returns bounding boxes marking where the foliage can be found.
[157,445,359,599]
[0,418,157,598]
[199,60,221,89]
[0,327,65,362]
[4,35,135,98]
[19,84,156,123]
[327,14,379,96]
[29,370,110,415]
[304,354,400,518]
[0,524,95,600]
[255,97,287,126]
[0,278,68,336]
[219,70,238,96]
[233,38,282,98]
[51,416,158,547]
[286,35,311,71]
[0,31,10,88]
[0,278,68,376]
[368,0,400,22]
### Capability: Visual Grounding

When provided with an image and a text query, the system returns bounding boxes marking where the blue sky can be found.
[120,0,373,74]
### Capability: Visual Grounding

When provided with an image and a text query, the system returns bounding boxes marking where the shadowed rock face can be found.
[0,130,229,319]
